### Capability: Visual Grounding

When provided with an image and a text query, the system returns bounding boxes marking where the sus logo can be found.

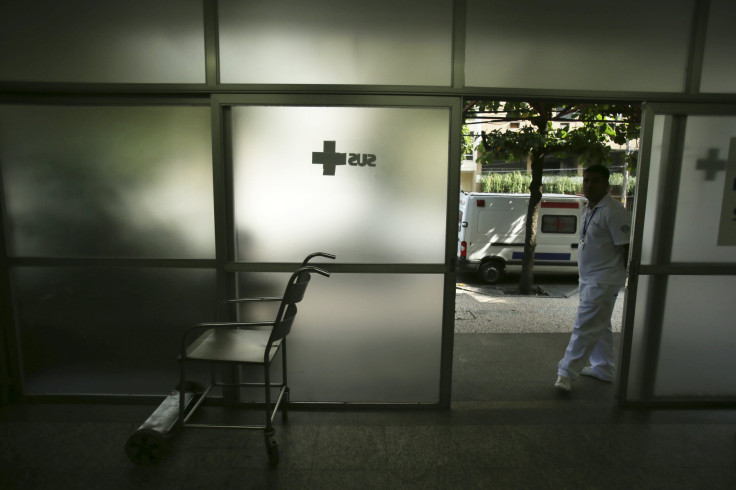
[312,140,376,176]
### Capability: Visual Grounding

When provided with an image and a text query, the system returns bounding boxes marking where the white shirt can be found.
[578,193,631,285]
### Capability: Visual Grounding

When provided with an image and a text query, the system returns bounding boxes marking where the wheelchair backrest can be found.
[267,265,330,349]
[271,303,297,343]
[282,270,311,305]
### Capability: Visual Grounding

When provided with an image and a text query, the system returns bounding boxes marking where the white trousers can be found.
[557,282,621,381]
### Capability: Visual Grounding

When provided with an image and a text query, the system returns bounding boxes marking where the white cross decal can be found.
[696,148,726,181]
[312,141,346,176]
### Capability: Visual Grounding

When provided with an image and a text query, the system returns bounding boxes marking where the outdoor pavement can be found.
[454,273,625,334]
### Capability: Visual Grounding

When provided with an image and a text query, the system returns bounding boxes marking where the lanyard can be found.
[581,206,600,244]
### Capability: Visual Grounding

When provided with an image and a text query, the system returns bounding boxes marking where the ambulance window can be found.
[458,211,463,232]
[541,215,577,234]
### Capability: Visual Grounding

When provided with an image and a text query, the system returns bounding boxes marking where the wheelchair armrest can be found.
[215,297,283,320]
[218,297,282,305]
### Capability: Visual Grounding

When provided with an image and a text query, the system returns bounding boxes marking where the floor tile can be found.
[312,426,387,470]
[388,466,552,490]
[449,425,537,468]
[386,426,460,468]
[510,424,615,468]
[305,469,390,490]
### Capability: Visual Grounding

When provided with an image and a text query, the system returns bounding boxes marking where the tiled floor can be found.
[2,334,735,489]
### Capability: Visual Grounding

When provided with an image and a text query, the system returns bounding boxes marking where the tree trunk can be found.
[519,151,545,295]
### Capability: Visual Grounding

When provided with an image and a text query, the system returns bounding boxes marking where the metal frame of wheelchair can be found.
[126,253,334,467]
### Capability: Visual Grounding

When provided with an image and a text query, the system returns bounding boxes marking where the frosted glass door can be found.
[623,109,736,402]
[655,116,736,397]
[229,103,452,403]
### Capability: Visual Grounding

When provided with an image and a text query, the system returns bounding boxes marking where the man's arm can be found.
[609,204,632,270]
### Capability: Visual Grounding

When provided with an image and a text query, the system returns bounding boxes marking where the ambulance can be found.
[457,192,587,284]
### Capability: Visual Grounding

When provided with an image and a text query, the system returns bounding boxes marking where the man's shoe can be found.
[581,366,613,383]
[554,376,571,392]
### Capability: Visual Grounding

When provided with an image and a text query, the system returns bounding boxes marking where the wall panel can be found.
[0,105,215,259]
[218,0,453,86]
[465,0,694,92]
[0,0,206,83]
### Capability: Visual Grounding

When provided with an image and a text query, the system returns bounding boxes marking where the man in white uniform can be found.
[555,165,631,392]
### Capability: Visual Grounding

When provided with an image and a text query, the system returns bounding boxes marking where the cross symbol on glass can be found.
[553,217,565,232]
[696,148,726,181]
[312,141,346,176]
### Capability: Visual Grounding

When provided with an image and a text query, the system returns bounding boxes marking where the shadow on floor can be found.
[1,333,735,489]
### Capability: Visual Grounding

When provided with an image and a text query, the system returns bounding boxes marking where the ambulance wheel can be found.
[478,261,504,284]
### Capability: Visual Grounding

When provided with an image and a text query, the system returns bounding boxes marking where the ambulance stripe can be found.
[541,202,579,209]
[512,252,571,260]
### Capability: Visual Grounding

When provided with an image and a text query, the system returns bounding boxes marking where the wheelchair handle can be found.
[302,252,336,265]
[299,265,331,278]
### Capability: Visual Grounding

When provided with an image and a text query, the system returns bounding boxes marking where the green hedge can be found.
[480,171,636,195]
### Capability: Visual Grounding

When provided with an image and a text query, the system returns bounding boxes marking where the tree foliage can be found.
[467,101,640,171]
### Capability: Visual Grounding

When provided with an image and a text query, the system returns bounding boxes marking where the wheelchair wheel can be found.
[264,428,280,467]
[176,381,204,394]
[267,444,280,467]
[125,429,167,465]
[281,387,290,423]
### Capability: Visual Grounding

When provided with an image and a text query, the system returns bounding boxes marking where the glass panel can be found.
[0,0,205,83]
[14,267,218,395]
[232,106,449,263]
[541,215,576,234]
[700,0,736,93]
[235,272,444,403]
[624,275,651,401]
[655,276,736,397]
[671,116,736,262]
[465,0,692,91]
[218,0,452,85]
[640,115,667,265]
[0,105,215,259]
